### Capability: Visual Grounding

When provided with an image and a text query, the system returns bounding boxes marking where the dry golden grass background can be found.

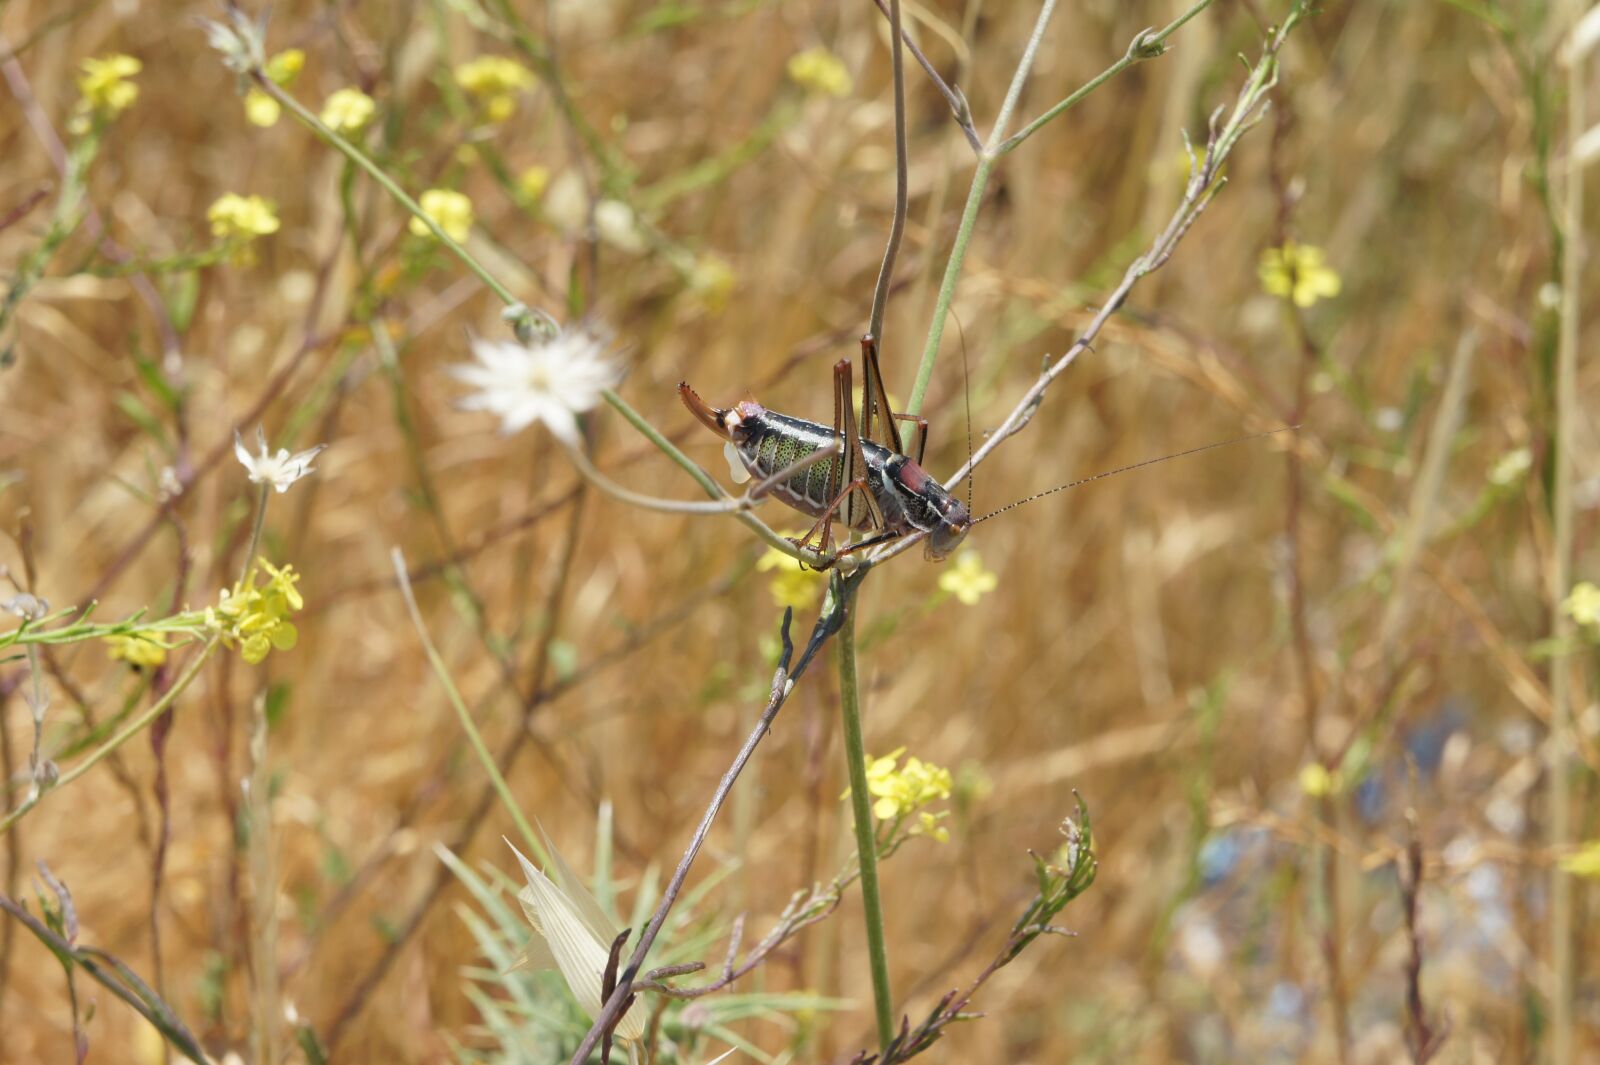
[0,0,1596,1062]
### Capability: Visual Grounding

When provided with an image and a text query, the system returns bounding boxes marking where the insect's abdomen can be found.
[740,412,877,528]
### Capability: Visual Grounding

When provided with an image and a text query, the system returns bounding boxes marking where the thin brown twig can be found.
[869,0,981,152]
[567,581,855,1064]
[1400,801,1448,1062]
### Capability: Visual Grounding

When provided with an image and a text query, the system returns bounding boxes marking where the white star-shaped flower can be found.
[234,427,326,493]
[451,325,619,446]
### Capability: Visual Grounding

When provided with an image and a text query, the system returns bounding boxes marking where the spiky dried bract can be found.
[505,839,646,1042]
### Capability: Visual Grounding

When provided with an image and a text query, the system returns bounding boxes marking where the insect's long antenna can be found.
[972,426,1300,525]
[954,309,974,514]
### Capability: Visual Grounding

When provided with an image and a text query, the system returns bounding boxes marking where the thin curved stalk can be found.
[907,0,1219,415]
[906,0,1060,414]
[836,586,895,1049]
[867,0,909,344]
[389,549,546,867]
[0,637,221,836]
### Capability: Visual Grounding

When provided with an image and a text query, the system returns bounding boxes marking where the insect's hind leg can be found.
[789,476,879,570]
[893,413,929,465]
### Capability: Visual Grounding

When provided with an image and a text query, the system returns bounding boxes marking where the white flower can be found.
[506,837,645,1042]
[451,326,619,445]
[233,427,326,493]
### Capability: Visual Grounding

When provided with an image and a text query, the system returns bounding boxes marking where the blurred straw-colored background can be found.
[1,0,1596,1062]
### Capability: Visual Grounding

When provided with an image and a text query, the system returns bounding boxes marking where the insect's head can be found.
[924,495,971,562]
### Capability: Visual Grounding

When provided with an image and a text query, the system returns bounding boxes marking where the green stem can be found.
[252,74,519,308]
[239,482,269,587]
[0,637,220,836]
[599,391,826,563]
[389,549,547,867]
[907,157,991,416]
[907,0,1221,414]
[906,0,1057,414]
[836,583,894,1049]
[1549,1,1583,1058]
[996,0,1218,157]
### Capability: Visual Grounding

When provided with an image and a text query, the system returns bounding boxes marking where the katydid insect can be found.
[680,334,1293,568]
[679,334,969,566]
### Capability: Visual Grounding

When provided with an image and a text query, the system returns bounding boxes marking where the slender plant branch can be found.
[389,549,546,865]
[996,0,1219,156]
[905,0,1059,414]
[0,638,220,837]
[249,74,520,308]
[1547,1,1583,1056]
[878,4,1302,565]
[238,483,269,586]
[567,577,860,1064]
[868,0,910,345]
[836,580,895,1049]
[0,891,209,1064]
[870,0,982,152]
[906,0,1219,414]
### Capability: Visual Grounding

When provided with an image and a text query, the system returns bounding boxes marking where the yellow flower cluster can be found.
[106,634,169,669]
[787,47,852,98]
[455,56,535,122]
[757,542,827,611]
[411,188,474,243]
[861,748,953,840]
[1259,241,1341,308]
[321,87,376,134]
[937,551,997,606]
[76,54,141,123]
[206,559,305,664]
[1563,581,1600,629]
[245,48,305,128]
[208,193,280,240]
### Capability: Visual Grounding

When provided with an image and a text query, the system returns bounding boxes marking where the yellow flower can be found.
[1559,841,1600,879]
[1259,241,1341,308]
[77,54,142,119]
[1298,762,1341,798]
[208,558,306,665]
[208,193,280,258]
[106,634,169,669]
[857,749,953,823]
[244,89,281,127]
[757,543,826,611]
[516,164,551,204]
[320,87,376,134]
[688,254,736,312]
[1563,581,1600,629]
[243,49,305,128]
[454,55,534,122]
[787,47,852,98]
[938,551,997,606]
[265,48,305,85]
[916,811,950,844]
[410,188,474,242]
